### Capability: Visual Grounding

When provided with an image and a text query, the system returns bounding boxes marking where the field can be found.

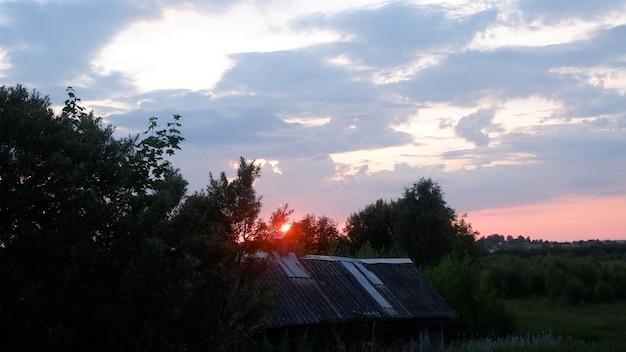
[445,297,626,351]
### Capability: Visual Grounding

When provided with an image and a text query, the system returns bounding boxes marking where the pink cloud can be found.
[466,194,626,242]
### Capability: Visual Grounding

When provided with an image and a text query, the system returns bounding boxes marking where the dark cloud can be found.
[217,50,371,103]
[299,3,497,68]
[438,122,626,211]
[0,1,148,85]
[397,47,577,105]
[455,108,497,146]
[214,50,414,155]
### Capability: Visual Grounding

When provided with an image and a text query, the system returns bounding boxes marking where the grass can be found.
[507,297,626,343]
[445,297,626,351]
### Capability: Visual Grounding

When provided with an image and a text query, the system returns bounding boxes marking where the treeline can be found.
[482,254,626,304]
[286,180,481,266]
[480,234,626,259]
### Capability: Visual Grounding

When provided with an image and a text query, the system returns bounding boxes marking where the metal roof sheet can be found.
[266,253,457,328]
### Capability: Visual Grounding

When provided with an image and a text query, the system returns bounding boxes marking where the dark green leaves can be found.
[343,177,479,266]
[62,86,86,119]
[135,114,185,181]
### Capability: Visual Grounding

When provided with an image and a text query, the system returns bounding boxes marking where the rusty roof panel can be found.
[266,253,456,328]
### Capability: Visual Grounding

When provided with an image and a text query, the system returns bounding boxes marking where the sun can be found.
[280,223,292,233]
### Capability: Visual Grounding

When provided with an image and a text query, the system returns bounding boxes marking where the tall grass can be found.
[508,297,626,343]
[445,334,615,352]
[445,297,626,351]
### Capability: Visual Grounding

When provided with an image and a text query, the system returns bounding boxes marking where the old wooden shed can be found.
[263,251,456,351]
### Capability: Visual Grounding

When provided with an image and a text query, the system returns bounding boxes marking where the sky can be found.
[1,0,625,242]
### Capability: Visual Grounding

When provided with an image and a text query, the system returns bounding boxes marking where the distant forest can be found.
[480,234,626,257]
[478,235,626,305]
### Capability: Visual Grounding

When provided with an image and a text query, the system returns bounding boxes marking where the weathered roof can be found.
[266,252,456,328]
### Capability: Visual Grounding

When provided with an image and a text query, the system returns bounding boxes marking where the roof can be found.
[265,252,457,328]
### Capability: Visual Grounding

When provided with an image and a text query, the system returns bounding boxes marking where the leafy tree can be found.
[162,157,273,351]
[206,157,272,257]
[423,256,516,339]
[289,214,342,255]
[344,199,397,254]
[393,178,458,266]
[450,214,481,259]
[0,84,195,351]
[344,178,479,265]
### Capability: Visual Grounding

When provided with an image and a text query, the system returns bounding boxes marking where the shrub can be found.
[423,256,516,339]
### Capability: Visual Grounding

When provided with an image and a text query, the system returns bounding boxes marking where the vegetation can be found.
[423,256,515,339]
[0,85,273,351]
[284,212,345,256]
[3,84,622,351]
[445,240,626,352]
[481,252,626,304]
[344,179,480,267]
[445,297,626,351]
[508,297,626,345]
[480,234,626,259]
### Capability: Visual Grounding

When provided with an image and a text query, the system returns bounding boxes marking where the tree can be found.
[393,178,458,266]
[206,157,272,257]
[0,85,189,351]
[162,157,273,351]
[344,199,396,254]
[0,85,278,352]
[344,178,478,266]
[423,256,516,338]
[289,214,342,255]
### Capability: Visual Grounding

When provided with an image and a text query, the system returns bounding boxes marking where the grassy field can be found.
[508,297,626,343]
[445,297,626,351]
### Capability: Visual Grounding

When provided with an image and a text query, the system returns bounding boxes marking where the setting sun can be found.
[280,223,292,233]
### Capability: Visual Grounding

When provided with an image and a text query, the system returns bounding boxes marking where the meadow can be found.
[445,297,626,351]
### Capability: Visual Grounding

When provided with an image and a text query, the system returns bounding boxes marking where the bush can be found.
[423,256,516,339]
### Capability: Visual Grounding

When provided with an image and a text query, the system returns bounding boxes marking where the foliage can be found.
[206,157,270,255]
[118,157,274,352]
[482,254,626,304]
[0,85,272,352]
[394,178,458,266]
[423,256,516,339]
[344,178,480,266]
[134,114,185,182]
[0,84,175,350]
[288,213,343,255]
[350,240,406,259]
[345,199,397,252]
[479,235,626,259]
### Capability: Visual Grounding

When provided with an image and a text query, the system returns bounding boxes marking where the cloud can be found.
[0,0,170,104]
[91,1,345,92]
[517,0,626,24]
[455,108,497,146]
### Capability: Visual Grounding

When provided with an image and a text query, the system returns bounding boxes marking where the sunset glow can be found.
[280,223,292,233]
[466,195,626,242]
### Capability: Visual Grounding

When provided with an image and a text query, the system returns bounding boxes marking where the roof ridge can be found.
[301,254,413,264]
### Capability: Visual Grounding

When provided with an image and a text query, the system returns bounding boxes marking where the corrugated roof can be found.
[266,253,456,328]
